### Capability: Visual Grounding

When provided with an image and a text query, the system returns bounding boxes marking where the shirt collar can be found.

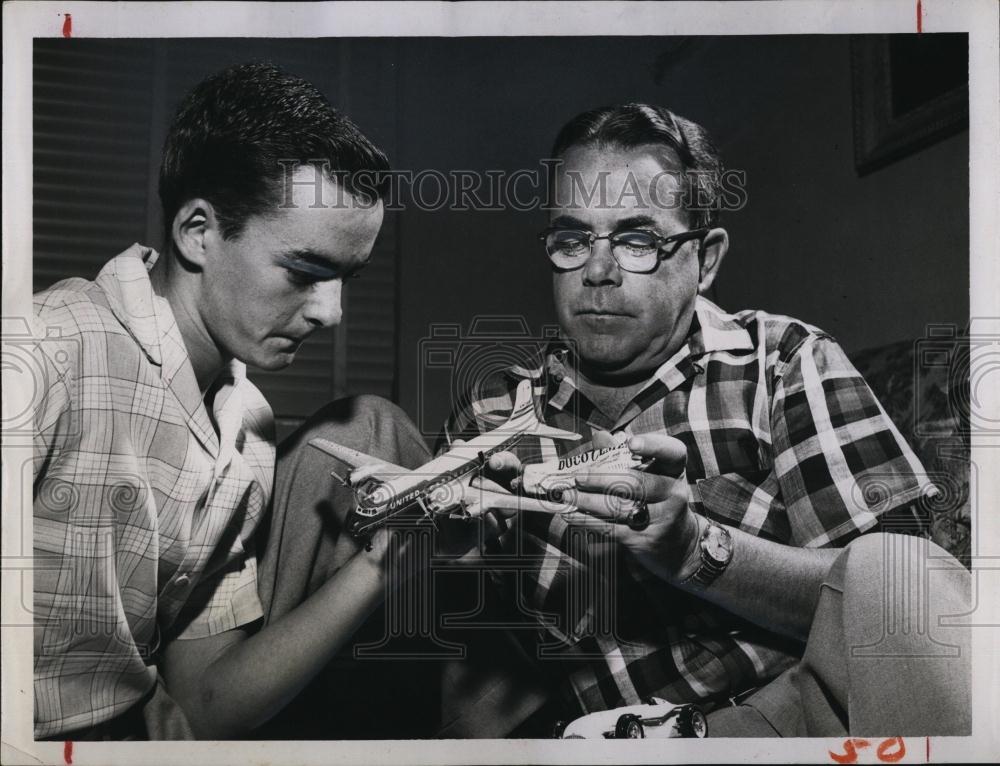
[94,244,247,458]
[94,244,167,366]
[527,296,754,423]
[688,295,755,356]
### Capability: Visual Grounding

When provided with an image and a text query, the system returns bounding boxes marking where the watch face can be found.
[704,525,734,564]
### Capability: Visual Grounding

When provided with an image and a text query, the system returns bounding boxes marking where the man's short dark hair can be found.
[158,61,390,243]
[551,103,724,229]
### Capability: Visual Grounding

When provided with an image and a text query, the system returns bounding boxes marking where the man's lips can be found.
[276,334,310,345]
[575,309,635,317]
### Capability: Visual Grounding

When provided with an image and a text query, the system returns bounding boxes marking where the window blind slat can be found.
[34,39,400,435]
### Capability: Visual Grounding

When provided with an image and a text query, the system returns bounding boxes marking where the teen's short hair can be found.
[159,61,390,241]
[550,103,724,229]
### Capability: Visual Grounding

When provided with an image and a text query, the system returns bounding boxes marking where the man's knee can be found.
[841,532,968,592]
[836,532,971,652]
[279,394,410,450]
[828,533,972,736]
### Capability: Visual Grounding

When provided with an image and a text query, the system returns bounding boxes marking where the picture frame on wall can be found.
[851,33,968,176]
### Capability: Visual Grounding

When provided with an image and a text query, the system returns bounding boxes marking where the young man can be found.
[440,103,971,737]
[32,62,430,740]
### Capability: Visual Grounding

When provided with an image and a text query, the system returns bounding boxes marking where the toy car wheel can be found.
[674,706,708,738]
[552,720,567,739]
[614,714,645,739]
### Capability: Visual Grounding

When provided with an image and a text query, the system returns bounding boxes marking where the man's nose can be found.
[582,240,623,287]
[303,280,343,329]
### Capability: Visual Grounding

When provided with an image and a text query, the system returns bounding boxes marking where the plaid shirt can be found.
[440,297,933,713]
[32,245,275,738]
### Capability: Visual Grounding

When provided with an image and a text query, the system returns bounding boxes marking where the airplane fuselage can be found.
[349,427,529,534]
[333,381,580,537]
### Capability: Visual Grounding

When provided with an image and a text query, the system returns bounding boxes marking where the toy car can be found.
[553,697,707,739]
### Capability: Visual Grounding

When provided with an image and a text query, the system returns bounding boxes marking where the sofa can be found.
[850,334,971,567]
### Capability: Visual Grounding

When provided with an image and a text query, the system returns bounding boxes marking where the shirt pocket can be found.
[693,469,790,543]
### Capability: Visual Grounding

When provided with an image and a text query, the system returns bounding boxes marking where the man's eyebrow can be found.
[549,215,661,231]
[614,215,658,230]
[549,215,590,229]
[275,250,343,277]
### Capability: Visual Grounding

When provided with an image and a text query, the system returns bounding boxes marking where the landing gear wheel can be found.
[614,714,645,739]
[675,706,708,738]
[552,720,567,739]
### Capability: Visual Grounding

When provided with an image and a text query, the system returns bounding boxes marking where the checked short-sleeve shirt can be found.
[32,245,275,738]
[439,297,934,713]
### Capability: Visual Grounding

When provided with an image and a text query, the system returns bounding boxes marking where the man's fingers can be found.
[469,476,510,494]
[463,479,518,520]
[574,470,646,499]
[575,469,684,508]
[470,485,573,516]
[487,450,522,476]
[629,434,687,478]
[591,429,618,449]
[561,487,639,523]
[557,509,600,526]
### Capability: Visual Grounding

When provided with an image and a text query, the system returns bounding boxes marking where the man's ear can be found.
[697,227,728,294]
[170,199,220,270]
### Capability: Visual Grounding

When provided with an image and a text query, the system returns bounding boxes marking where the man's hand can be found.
[559,431,702,582]
[554,431,842,640]
[433,442,524,561]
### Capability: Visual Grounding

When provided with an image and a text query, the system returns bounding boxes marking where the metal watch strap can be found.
[691,549,727,585]
[683,517,733,587]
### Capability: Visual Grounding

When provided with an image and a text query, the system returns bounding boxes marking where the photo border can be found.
[3,1,998,764]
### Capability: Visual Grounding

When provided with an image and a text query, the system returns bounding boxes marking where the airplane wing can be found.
[308,437,410,481]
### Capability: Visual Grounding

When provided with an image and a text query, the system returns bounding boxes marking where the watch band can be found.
[682,516,733,587]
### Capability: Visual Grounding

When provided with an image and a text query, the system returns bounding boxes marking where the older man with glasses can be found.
[438,103,971,738]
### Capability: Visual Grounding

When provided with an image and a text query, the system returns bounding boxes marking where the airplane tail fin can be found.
[506,379,581,441]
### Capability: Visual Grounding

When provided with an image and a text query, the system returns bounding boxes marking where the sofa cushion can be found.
[849,338,970,566]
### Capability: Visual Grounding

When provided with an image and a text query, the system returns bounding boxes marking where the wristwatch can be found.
[684,517,734,586]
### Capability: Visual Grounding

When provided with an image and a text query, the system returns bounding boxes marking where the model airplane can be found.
[309,379,581,538]
[512,433,654,500]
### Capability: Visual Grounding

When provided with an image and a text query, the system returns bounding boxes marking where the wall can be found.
[32,36,969,441]
[32,38,402,438]
[392,35,969,436]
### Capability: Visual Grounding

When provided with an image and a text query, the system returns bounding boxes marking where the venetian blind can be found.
[32,39,399,439]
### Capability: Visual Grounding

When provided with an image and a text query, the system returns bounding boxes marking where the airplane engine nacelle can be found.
[423,479,464,514]
[356,483,394,515]
[349,464,387,487]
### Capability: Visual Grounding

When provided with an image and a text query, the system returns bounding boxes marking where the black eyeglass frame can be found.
[538,226,711,273]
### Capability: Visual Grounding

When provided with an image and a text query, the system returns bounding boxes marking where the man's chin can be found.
[575,338,643,373]
[248,352,296,372]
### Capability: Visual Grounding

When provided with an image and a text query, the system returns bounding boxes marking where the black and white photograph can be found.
[2,2,998,764]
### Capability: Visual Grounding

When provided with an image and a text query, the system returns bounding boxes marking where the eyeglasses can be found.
[538,227,710,273]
